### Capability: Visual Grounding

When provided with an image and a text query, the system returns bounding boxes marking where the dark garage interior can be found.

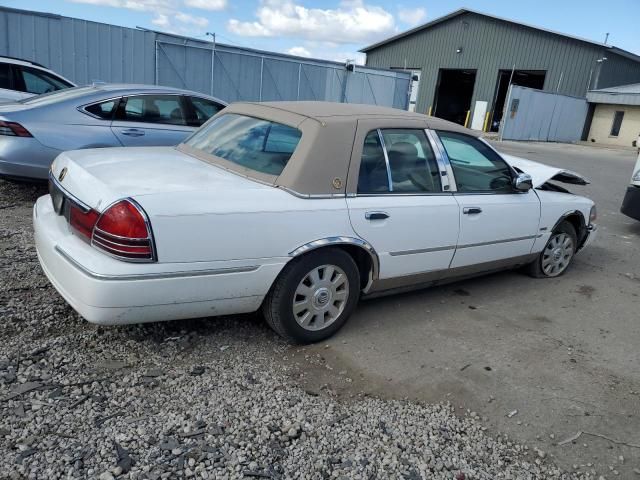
[433,69,477,125]
[490,70,546,131]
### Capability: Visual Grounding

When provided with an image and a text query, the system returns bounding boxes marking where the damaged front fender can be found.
[502,154,590,188]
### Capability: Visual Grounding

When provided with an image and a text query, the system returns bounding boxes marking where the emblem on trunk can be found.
[58,167,67,182]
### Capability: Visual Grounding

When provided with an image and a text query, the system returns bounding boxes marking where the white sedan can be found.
[34,102,597,343]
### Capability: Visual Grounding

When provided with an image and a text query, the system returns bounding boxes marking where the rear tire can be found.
[527,220,577,278]
[262,248,360,344]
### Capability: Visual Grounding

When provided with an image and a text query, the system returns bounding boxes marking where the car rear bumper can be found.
[34,195,286,325]
[0,136,60,180]
[621,186,640,221]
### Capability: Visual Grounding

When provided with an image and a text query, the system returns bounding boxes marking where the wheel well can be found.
[558,212,586,242]
[292,244,374,291]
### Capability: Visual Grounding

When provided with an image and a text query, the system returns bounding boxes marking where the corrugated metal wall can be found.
[0,6,410,109]
[500,86,589,142]
[154,35,409,107]
[365,11,640,116]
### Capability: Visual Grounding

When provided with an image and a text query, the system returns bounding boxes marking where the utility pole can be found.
[206,32,216,96]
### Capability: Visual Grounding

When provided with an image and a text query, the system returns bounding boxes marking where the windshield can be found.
[184,114,302,176]
[19,86,97,106]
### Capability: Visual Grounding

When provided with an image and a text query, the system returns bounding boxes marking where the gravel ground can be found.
[0,179,595,480]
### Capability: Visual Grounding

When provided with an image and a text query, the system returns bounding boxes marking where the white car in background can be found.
[34,102,597,343]
[0,56,75,102]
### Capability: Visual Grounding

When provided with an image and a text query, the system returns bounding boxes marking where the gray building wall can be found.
[364,11,640,117]
[0,6,410,109]
[0,8,157,85]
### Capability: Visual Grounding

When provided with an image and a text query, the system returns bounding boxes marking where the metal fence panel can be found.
[157,41,411,108]
[0,6,410,109]
[500,86,588,142]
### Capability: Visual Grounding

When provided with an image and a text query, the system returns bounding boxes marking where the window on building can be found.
[610,111,624,137]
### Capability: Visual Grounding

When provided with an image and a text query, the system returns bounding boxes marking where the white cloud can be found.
[152,13,170,27]
[397,7,426,26]
[287,46,312,57]
[175,11,209,27]
[184,0,227,11]
[227,0,395,44]
[152,10,209,33]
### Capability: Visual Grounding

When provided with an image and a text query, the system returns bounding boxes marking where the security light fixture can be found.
[456,47,463,54]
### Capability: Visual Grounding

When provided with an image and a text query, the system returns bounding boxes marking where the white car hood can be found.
[501,154,589,188]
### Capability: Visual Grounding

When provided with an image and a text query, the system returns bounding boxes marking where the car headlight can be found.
[589,205,597,223]
[632,170,640,182]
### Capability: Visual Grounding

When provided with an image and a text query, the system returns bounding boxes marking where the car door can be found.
[110,94,194,146]
[435,130,541,269]
[346,120,460,282]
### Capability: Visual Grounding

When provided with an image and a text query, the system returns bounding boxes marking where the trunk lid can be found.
[502,154,589,187]
[50,146,271,211]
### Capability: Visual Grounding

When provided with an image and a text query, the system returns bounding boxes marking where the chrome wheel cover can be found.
[542,232,574,277]
[292,264,349,331]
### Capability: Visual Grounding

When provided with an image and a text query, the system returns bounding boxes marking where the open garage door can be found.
[490,70,546,132]
[433,69,476,126]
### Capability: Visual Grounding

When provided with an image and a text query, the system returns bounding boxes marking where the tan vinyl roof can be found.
[180,101,472,196]
[236,101,472,132]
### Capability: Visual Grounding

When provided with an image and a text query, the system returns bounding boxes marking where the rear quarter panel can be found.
[135,188,357,264]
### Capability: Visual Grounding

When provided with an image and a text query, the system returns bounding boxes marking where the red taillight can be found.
[69,203,99,241]
[91,199,155,261]
[0,121,32,137]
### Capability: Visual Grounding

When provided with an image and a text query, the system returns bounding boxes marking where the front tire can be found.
[262,248,360,344]
[527,220,577,278]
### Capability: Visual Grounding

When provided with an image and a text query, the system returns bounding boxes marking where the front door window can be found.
[437,130,514,193]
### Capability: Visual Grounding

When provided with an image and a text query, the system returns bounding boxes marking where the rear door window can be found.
[185,113,302,176]
[382,129,441,193]
[187,96,225,126]
[117,95,187,126]
[357,129,442,194]
[19,67,71,94]
[0,63,12,90]
[84,99,118,120]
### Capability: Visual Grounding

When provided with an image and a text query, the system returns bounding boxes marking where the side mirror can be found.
[514,173,533,192]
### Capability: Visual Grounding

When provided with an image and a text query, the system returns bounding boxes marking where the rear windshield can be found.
[184,113,302,176]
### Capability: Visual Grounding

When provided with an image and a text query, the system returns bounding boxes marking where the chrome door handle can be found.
[365,211,389,220]
[463,207,482,215]
[121,128,145,137]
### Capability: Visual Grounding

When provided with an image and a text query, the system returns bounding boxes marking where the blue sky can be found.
[2,0,639,64]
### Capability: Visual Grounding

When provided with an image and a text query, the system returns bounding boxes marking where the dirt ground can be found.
[2,140,638,479]
[289,141,640,478]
